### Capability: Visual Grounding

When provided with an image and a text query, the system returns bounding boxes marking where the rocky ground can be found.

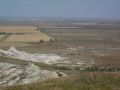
[0,62,66,86]
[0,47,69,86]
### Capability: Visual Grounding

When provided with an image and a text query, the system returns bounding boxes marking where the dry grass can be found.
[93,54,120,67]
[5,33,52,42]
[0,26,38,33]
[50,33,100,36]
[0,35,5,39]
[3,72,120,90]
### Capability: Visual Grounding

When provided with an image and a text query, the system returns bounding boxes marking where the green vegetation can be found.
[0,32,6,34]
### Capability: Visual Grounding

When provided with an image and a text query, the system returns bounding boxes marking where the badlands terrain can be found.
[0,19,120,90]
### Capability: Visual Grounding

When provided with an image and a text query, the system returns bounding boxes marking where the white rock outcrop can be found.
[0,62,66,86]
[0,47,68,64]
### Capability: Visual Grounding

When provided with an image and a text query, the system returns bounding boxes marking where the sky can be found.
[0,0,120,19]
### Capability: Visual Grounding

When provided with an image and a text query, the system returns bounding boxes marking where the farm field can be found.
[5,33,52,42]
[0,25,53,43]
[0,26,38,33]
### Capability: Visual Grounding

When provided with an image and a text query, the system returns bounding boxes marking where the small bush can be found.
[0,32,6,34]
[39,40,44,43]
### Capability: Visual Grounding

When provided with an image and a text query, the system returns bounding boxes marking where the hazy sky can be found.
[0,0,120,18]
